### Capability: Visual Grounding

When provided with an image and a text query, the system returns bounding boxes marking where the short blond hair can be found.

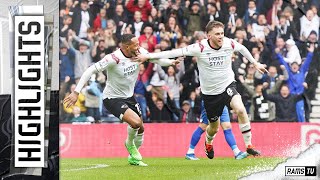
[205,21,225,33]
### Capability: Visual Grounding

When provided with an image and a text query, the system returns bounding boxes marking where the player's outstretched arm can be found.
[134,44,200,63]
[63,65,98,108]
[235,41,269,74]
[150,57,183,66]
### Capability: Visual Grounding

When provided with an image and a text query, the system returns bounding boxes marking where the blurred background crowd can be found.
[59,0,320,123]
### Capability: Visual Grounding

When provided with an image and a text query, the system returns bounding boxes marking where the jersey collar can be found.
[207,39,222,50]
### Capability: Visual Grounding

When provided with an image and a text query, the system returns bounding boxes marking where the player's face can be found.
[127,37,140,56]
[207,27,224,48]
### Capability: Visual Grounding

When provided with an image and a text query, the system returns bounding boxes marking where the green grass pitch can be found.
[60,157,285,180]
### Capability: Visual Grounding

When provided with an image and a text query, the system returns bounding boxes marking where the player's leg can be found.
[230,94,260,156]
[125,98,148,166]
[128,121,147,166]
[202,95,224,159]
[186,101,208,160]
[220,106,248,160]
[103,98,143,161]
[205,119,219,159]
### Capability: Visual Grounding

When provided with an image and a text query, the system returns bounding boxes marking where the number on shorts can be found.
[135,103,142,115]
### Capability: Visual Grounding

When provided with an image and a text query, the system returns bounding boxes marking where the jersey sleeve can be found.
[230,39,243,52]
[181,43,202,56]
[94,54,118,72]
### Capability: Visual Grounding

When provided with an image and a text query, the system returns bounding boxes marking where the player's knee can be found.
[208,124,219,134]
[235,106,246,116]
[138,125,144,133]
[221,123,231,130]
[131,120,142,129]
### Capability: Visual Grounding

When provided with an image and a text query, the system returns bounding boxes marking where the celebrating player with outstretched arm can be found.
[64,34,181,166]
[135,21,268,158]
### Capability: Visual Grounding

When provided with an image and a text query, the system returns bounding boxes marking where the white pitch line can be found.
[61,164,109,172]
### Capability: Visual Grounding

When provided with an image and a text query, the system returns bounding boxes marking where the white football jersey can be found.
[181,38,242,95]
[94,48,148,99]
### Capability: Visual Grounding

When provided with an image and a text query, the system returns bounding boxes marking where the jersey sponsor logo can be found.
[111,53,120,64]
[208,56,226,66]
[227,88,234,97]
[123,64,138,77]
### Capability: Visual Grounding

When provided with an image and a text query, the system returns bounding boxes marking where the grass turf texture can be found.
[61,157,285,180]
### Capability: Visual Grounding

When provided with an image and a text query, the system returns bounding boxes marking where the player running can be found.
[135,21,267,158]
[186,101,248,160]
[64,34,180,166]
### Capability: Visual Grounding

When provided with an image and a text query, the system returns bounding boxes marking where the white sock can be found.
[205,130,215,144]
[239,122,252,147]
[233,147,241,156]
[134,133,144,149]
[126,125,139,146]
[187,147,195,154]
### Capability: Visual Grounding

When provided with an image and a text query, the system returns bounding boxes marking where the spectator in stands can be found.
[93,8,108,32]
[224,2,239,27]
[59,40,75,85]
[244,0,258,25]
[126,0,152,22]
[68,31,93,82]
[262,84,303,122]
[183,1,205,39]
[148,7,162,32]
[138,24,157,52]
[241,65,288,121]
[275,44,315,122]
[84,74,102,123]
[60,15,73,38]
[164,17,183,48]
[187,91,201,118]
[65,0,77,16]
[273,37,287,58]
[276,15,298,41]
[284,39,302,65]
[129,11,145,38]
[156,57,185,113]
[149,92,177,122]
[304,31,320,100]
[251,14,268,42]
[134,62,154,122]
[113,4,129,40]
[179,100,198,123]
[204,3,224,29]
[299,9,319,41]
[71,0,93,38]
[68,106,88,123]
[91,39,113,63]
[104,25,118,50]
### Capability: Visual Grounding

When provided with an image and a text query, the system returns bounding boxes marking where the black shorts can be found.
[103,96,142,120]
[201,82,239,122]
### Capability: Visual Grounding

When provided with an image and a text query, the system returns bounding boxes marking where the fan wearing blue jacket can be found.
[275,44,314,122]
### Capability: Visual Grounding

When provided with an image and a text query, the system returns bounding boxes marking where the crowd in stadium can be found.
[59,0,320,123]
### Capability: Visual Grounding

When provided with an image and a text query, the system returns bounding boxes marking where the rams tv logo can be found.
[285,166,317,176]
[14,16,45,167]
